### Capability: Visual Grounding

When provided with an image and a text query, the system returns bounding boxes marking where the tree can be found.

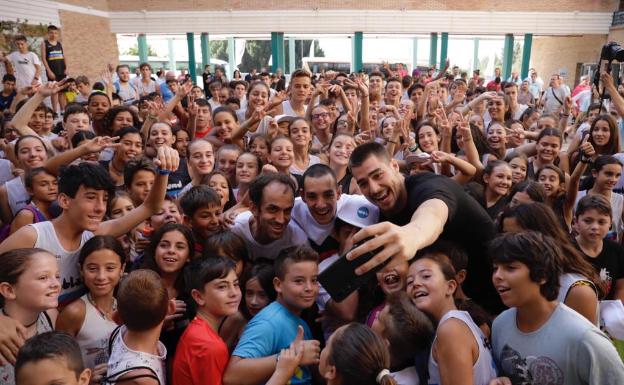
[124,43,157,57]
[0,19,47,53]
[210,40,229,62]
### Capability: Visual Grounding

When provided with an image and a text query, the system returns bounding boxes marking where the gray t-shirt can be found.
[492,303,624,385]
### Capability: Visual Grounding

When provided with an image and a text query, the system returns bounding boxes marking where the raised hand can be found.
[153,146,180,172]
[178,80,193,98]
[37,79,69,97]
[81,136,121,154]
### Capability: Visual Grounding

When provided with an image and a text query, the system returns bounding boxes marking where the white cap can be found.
[336,195,379,228]
[274,114,298,124]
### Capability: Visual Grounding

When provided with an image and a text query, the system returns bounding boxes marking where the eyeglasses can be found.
[312,112,330,120]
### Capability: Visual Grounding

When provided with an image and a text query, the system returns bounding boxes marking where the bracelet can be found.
[148,114,158,120]
[409,145,418,152]
[157,168,171,175]
[386,140,397,144]
[580,156,593,164]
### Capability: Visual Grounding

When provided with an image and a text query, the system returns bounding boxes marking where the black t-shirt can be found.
[167,161,191,197]
[0,90,16,111]
[384,173,499,312]
[579,239,624,300]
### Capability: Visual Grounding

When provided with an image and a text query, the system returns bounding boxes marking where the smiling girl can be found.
[288,118,320,176]
[407,249,496,385]
[55,236,124,382]
[234,152,261,201]
[0,248,60,385]
[179,139,215,197]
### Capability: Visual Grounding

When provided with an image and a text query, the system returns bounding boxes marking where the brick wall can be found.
[59,10,119,82]
[531,35,606,86]
[106,0,618,12]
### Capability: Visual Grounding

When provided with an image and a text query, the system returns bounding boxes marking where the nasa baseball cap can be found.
[336,194,379,229]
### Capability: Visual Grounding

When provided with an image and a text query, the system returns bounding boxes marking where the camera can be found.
[600,42,624,63]
[594,42,624,88]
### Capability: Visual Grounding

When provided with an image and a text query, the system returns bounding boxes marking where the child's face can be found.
[29,109,45,134]
[250,139,269,163]
[129,170,155,205]
[10,252,60,311]
[188,140,215,176]
[275,261,319,312]
[492,260,540,308]
[245,277,270,317]
[2,79,16,93]
[537,169,562,197]
[47,29,60,40]
[193,269,241,318]
[117,133,143,162]
[208,174,230,209]
[155,230,190,275]
[77,82,90,95]
[149,200,182,231]
[174,130,190,158]
[269,139,294,170]
[81,248,124,297]
[575,209,612,242]
[406,258,455,319]
[15,40,28,53]
[148,123,174,149]
[63,113,90,141]
[63,187,108,232]
[235,153,259,185]
[592,164,622,191]
[16,358,90,385]
[376,261,409,295]
[29,172,58,203]
[109,196,134,219]
[188,203,222,239]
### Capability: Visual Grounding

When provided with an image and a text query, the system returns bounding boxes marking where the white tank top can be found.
[0,312,53,385]
[106,326,167,385]
[6,176,29,216]
[31,221,93,304]
[281,100,307,117]
[76,294,118,369]
[428,310,497,385]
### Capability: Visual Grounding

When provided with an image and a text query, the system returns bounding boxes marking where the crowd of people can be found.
[1,24,624,385]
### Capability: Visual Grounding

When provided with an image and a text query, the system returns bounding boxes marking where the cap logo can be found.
[357,206,369,218]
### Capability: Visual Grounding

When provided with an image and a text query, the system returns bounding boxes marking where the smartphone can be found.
[318,238,387,303]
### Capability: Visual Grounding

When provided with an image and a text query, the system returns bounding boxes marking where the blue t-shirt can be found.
[233,301,313,385]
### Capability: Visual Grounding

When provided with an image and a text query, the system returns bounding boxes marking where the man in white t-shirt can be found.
[8,35,41,89]
[541,74,570,115]
[230,173,309,262]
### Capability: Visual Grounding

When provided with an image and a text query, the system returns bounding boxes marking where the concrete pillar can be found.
[289,37,296,74]
[503,33,514,80]
[271,32,285,73]
[201,33,210,69]
[137,33,148,64]
[521,33,533,80]
[429,33,438,68]
[473,37,480,73]
[186,32,196,82]
[440,32,448,70]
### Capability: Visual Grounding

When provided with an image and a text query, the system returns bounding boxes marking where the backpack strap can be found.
[107,325,122,356]
[101,366,160,385]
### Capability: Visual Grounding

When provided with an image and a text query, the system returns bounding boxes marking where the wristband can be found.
[157,168,171,175]
[409,145,418,152]
[148,114,158,120]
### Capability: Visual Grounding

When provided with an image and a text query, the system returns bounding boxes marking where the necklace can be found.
[87,293,117,320]
[1,308,38,328]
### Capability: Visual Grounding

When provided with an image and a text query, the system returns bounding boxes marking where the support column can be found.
[271,32,285,73]
[503,33,514,80]
[352,32,363,73]
[289,37,296,74]
[227,37,236,80]
[412,37,418,72]
[520,33,532,80]
[167,38,176,71]
[439,32,448,69]
[186,32,196,82]
[473,37,479,73]
[429,33,438,68]
[137,34,148,64]
[200,33,210,69]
